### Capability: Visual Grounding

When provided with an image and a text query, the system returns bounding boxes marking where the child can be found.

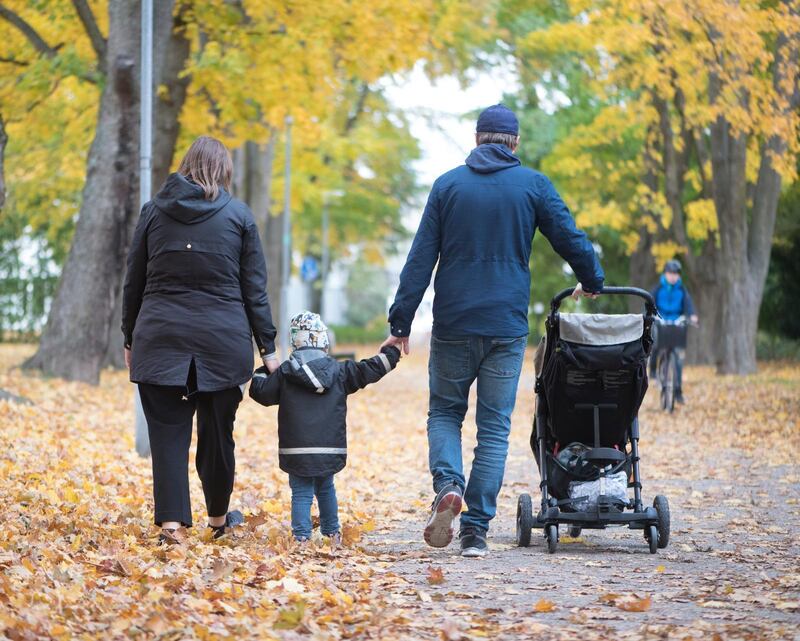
[249,311,400,542]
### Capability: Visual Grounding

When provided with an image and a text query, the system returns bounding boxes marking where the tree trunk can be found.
[627,230,656,312]
[0,114,6,210]
[100,0,189,369]
[685,248,720,365]
[710,110,756,374]
[25,0,186,383]
[24,0,141,383]
[231,137,283,339]
[150,2,191,191]
[244,137,282,333]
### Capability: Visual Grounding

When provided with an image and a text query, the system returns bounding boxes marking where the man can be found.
[381,104,604,557]
[650,259,698,404]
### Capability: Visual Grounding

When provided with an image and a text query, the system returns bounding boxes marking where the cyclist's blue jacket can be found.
[387,144,605,338]
[652,275,696,321]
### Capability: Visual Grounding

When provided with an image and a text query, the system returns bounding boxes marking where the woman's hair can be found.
[177,136,233,200]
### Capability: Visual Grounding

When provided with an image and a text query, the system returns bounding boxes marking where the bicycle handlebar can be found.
[656,316,699,328]
[550,286,658,316]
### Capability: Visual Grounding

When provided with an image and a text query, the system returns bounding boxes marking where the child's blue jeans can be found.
[288,473,339,540]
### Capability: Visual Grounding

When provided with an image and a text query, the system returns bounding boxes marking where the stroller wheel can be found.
[645,525,658,554]
[545,524,558,554]
[653,495,670,548]
[516,494,533,547]
[568,526,582,538]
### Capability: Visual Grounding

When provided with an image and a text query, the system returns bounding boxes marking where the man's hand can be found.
[124,347,132,370]
[264,356,280,374]
[571,282,599,301]
[381,335,409,356]
[690,315,699,326]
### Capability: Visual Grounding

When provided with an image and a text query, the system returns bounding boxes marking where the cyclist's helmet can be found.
[664,259,682,274]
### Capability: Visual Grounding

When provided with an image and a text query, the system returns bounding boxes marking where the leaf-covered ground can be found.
[0,344,798,640]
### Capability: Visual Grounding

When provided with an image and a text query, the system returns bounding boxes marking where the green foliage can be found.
[756,332,800,361]
[328,324,388,345]
[760,178,800,339]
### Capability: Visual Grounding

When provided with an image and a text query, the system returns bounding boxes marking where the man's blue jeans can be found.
[427,334,527,533]
[288,474,339,539]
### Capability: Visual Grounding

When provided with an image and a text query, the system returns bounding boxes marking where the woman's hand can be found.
[264,355,280,374]
[124,347,132,369]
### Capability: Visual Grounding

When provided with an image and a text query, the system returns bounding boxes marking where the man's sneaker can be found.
[459,527,488,558]
[423,484,463,548]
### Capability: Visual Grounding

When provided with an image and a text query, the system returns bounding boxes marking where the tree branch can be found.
[343,83,370,135]
[0,55,28,66]
[70,0,106,64]
[0,4,60,58]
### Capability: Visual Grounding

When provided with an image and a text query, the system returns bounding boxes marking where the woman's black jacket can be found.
[122,173,277,392]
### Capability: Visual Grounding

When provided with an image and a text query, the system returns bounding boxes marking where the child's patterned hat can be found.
[289,311,330,351]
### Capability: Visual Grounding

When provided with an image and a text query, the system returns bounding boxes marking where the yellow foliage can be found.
[651,241,686,271]
[685,199,718,241]
[526,0,800,261]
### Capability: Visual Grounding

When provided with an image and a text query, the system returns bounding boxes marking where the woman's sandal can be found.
[158,527,187,545]
[209,510,244,539]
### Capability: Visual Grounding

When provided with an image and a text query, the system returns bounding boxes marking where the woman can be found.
[122,136,278,543]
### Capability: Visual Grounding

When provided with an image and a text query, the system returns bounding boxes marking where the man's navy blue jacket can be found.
[388,144,605,338]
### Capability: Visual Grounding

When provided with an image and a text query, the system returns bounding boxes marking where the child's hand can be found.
[380,345,402,368]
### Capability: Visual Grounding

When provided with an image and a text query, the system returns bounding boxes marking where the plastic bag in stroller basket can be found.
[569,472,628,511]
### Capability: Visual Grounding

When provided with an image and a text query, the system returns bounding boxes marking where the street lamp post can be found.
[279,116,293,359]
[134,0,153,458]
[320,190,343,320]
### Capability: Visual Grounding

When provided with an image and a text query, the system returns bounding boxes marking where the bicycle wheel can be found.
[657,353,669,410]
[664,351,676,413]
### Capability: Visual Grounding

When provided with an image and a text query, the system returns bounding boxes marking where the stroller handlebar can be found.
[550,286,658,316]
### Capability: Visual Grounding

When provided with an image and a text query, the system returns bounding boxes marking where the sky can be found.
[382,61,520,192]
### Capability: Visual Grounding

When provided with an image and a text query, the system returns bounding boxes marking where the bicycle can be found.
[652,317,690,413]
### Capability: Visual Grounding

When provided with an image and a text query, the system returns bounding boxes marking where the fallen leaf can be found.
[533,599,557,613]
[427,566,445,585]
[273,600,305,630]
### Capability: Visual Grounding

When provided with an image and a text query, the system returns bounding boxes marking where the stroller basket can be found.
[653,322,687,350]
[518,286,671,554]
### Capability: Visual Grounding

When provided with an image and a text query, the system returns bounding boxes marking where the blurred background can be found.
[0,0,798,384]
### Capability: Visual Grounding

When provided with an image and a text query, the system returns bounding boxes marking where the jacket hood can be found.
[465,143,522,174]
[153,172,232,224]
[282,348,338,394]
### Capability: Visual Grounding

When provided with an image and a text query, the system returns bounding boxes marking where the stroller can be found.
[516,286,670,554]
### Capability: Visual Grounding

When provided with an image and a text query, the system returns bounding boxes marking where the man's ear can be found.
[475,133,480,147]
[512,136,520,152]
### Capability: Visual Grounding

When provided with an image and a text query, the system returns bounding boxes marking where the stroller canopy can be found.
[559,313,643,346]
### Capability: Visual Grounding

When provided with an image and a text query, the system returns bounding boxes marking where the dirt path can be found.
[0,345,797,640]
[363,357,800,640]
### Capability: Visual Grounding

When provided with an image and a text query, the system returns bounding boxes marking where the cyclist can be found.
[650,260,698,404]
